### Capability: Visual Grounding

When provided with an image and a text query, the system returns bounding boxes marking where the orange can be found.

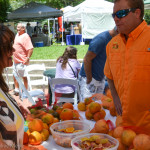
[62,102,73,110]
[65,127,75,133]
[86,104,90,110]
[99,109,106,119]
[53,117,59,123]
[105,89,113,99]
[94,119,109,134]
[43,123,49,130]
[133,134,150,150]
[60,108,73,120]
[121,129,136,146]
[29,131,43,145]
[28,118,43,132]
[23,132,29,145]
[40,129,50,141]
[41,113,54,124]
[115,115,123,127]
[85,109,93,120]
[93,112,101,121]
[93,109,106,121]
[89,102,101,114]
[109,104,117,116]
[56,107,63,115]
[116,138,127,150]
[84,97,93,105]
[26,129,31,136]
[113,126,124,138]
[90,127,96,133]
[77,102,86,111]
[73,110,80,120]
[108,129,114,137]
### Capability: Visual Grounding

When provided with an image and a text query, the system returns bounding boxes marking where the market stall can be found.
[7,2,63,46]
[42,103,116,150]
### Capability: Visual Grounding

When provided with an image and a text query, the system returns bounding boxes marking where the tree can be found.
[0,0,12,22]
[9,0,85,10]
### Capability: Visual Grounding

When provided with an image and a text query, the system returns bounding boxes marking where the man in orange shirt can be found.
[104,0,150,132]
[13,23,33,96]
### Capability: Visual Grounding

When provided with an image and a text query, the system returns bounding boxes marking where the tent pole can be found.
[80,12,85,45]
[53,18,55,40]
[48,18,51,46]
[61,15,65,45]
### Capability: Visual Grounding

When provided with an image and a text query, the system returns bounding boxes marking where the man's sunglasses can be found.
[112,8,136,19]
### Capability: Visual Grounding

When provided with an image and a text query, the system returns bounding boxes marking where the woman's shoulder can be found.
[68,58,78,62]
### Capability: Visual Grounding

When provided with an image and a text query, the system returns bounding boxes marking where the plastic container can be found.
[50,120,91,147]
[35,41,44,47]
[71,133,119,150]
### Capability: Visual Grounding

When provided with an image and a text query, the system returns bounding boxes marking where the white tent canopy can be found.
[64,0,115,39]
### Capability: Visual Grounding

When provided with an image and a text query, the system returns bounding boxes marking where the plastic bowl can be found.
[50,120,91,147]
[71,133,119,150]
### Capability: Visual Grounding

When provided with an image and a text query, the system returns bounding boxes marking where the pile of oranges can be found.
[24,102,81,145]
[78,98,106,121]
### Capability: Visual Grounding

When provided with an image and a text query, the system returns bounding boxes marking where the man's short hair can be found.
[114,0,144,20]
[18,23,26,29]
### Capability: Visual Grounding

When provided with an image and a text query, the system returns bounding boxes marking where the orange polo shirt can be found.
[104,20,150,133]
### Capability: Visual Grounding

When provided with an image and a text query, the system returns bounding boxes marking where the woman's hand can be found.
[18,101,31,118]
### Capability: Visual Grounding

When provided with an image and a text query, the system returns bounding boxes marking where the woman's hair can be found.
[57,46,77,69]
[0,25,15,92]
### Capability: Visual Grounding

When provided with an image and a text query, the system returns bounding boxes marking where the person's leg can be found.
[23,77,28,90]
[13,76,19,89]
[13,76,19,95]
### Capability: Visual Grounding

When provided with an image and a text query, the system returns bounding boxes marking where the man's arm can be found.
[24,48,33,65]
[107,77,122,115]
[84,51,96,84]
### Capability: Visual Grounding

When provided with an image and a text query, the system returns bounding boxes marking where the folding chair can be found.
[13,71,45,104]
[26,64,48,93]
[49,77,81,105]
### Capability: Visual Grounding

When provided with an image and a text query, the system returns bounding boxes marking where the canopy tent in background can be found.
[7,2,63,46]
[61,6,73,14]
[7,2,63,20]
[144,0,150,9]
[64,0,115,41]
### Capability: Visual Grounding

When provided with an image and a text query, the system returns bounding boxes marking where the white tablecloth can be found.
[42,100,116,150]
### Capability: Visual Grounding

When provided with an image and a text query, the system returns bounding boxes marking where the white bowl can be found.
[71,133,119,150]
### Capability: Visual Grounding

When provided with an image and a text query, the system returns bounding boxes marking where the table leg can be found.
[48,79,52,105]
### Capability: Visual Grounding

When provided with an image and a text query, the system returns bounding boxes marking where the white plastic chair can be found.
[49,77,81,105]
[13,71,45,104]
[26,64,48,92]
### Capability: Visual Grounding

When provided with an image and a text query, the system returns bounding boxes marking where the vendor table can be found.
[66,34,82,45]
[42,102,116,150]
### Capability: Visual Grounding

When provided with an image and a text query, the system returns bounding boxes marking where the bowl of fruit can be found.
[50,120,91,147]
[71,133,119,150]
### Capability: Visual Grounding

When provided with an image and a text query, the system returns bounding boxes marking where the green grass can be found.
[31,45,89,60]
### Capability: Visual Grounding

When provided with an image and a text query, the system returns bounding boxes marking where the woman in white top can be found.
[55,46,81,97]
[0,25,30,150]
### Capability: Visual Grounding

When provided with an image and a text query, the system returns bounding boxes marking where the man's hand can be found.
[24,57,29,65]
[113,96,122,116]
[86,77,92,84]
[107,78,122,116]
